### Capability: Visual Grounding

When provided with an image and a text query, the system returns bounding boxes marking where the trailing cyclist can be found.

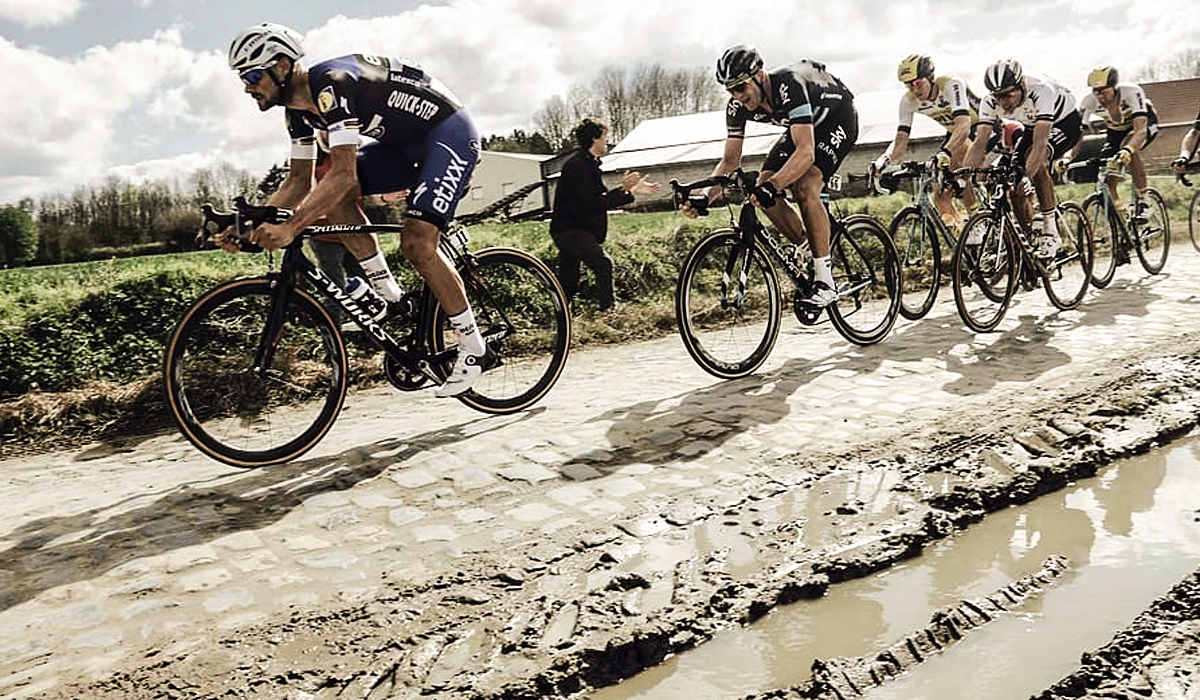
[964,59,1081,261]
[681,45,858,309]
[1058,65,1158,218]
[1171,103,1200,176]
[223,22,490,397]
[871,54,980,229]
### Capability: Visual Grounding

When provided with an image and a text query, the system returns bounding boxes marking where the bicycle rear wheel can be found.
[163,278,348,468]
[1083,192,1119,289]
[1189,187,1200,253]
[952,211,1017,333]
[889,205,941,320]
[1041,202,1092,310]
[431,247,571,414]
[827,215,900,345]
[1134,188,1170,274]
[675,229,781,379]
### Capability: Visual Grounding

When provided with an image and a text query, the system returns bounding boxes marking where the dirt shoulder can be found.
[31,326,1200,700]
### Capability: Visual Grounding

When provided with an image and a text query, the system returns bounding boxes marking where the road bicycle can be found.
[1178,166,1200,253]
[1068,157,1169,288]
[669,168,900,379]
[950,159,1094,333]
[164,197,571,468]
[877,158,973,320]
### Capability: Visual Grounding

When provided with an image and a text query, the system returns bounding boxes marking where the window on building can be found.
[501,182,515,196]
[470,186,483,201]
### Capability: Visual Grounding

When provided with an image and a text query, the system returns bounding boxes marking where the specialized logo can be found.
[317,86,337,115]
[431,143,470,214]
[305,267,388,343]
[387,90,439,120]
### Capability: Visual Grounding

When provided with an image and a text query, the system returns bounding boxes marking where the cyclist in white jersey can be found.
[1059,66,1158,212]
[870,54,980,228]
[964,59,1082,260]
[1170,104,1200,176]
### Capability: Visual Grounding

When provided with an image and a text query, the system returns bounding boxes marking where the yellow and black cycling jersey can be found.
[1076,83,1158,133]
[897,75,979,132]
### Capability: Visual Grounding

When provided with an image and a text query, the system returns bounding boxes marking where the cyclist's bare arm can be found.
[1026,120,1053,175]
[965,122,993,168]
[681,137,743,218]
[1125,114,1150,152]
[885,130,910,163]
[945,114,972,159]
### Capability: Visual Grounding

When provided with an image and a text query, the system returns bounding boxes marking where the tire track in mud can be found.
[49,351,1200,700]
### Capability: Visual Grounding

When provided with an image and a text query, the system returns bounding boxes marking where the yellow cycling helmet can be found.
[897,54,935,83]
[1087,65,1119,89]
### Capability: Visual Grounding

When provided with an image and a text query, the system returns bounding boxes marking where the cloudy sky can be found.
[1,0,1197,204]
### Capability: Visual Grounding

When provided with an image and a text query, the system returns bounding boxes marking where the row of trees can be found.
[0,62,721,266]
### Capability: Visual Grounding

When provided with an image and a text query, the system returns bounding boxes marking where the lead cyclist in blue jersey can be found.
[224,22,489,397]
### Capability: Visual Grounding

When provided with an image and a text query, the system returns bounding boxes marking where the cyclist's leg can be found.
[757,135,808,246]
[803,101,859,271]
[1126,120,1158,194]
[1099,130,1125,205]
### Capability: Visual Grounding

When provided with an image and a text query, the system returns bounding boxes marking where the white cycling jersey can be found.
[977,73,1077,128]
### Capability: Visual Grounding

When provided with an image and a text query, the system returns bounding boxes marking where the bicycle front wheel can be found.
[1083,192,1119,289]
[431,247,570,414]
[827,215,901,345]
[1188,187,1200,253]
[1134,188,1170,274]
[952,211,1017,333]
[675,229,781,379]
[889,205,941,320]
[1041,202,1093,310]
[163,279,348,468]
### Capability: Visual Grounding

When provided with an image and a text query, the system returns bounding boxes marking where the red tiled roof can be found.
[1144,78,1200,125]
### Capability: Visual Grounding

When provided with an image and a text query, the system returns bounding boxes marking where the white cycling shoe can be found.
[436,347,496,397]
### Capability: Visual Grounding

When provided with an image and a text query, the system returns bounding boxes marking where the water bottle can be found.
[345,276,388,322]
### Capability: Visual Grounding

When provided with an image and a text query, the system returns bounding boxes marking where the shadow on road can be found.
[0,408,543,613]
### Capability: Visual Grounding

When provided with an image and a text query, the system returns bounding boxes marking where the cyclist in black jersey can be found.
[225,23,489,397]
[1172,104,1200,176]
[681,45,858,308]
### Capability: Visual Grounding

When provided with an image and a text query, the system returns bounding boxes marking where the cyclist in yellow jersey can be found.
[1058,66,1158,209]
[871,54,980,226]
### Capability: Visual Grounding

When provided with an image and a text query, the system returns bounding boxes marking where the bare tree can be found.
[1137,48,1200,81]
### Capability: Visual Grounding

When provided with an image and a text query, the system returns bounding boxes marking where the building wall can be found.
[458,151,548,217]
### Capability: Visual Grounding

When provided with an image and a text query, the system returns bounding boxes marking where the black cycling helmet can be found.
[715,45,763,89]
[1087,65,1119,89]
[897,54,935,83]
[983,59,1024,93]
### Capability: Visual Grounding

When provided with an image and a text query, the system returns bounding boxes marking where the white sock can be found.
[1041,210,1059,238]
[813,256,835,288]
[448,307,486,356]
[358,252,404,302]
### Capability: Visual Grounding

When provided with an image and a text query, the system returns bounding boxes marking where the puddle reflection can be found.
[590,438,1200,700]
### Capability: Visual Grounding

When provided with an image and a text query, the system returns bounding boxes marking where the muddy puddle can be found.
[589,437,1200,700]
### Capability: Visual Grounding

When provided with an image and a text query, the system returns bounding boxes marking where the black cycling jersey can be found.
[724,60,854,137]
[285,54,464,151]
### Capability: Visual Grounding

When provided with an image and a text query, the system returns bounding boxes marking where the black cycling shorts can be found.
[762,101,859,185]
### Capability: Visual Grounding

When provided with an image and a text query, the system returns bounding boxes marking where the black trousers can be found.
[551,227,614,310]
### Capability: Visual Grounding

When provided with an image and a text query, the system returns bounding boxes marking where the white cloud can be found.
[0,0,80,27]
[3,0,1200,204]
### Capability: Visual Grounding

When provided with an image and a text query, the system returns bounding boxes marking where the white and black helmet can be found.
[983,59,1023,93]
[228,22,305,72]
[715,45,763,89]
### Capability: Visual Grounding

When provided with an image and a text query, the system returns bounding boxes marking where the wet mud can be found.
[40,341,1200,700]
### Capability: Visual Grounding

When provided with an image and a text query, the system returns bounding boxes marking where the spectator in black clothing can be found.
[550,118,659,312]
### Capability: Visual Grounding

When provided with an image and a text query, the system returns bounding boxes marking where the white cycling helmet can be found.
[228,22,305,73]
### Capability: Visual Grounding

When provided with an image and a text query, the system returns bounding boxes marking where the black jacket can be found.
[549,148,634,243]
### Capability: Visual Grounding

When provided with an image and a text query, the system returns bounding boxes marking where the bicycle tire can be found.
[1189,187,1200,253]
[675,229,782,379]
[1083,192,1119,289]
[430,247,571,414]
[827,216,901,345]
[163,278,348,468]
[951,210,1017,333]
[1134,188,1170,275]
[889,205,941,320]
[1041,202,1093,310]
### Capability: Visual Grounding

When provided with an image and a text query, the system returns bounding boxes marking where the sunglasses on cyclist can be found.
[991,87,1018,100]
[239,62,276,86]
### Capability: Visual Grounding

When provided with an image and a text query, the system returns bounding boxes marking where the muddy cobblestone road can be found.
[4,252,1200,699]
